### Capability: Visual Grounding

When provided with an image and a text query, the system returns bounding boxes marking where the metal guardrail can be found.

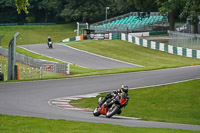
[169,31,200,50]
[0,46,69,74]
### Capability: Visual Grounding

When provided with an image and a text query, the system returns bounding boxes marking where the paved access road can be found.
[20,44,139,69]
[1,66,200,131]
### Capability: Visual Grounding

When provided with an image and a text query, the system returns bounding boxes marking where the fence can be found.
[0,46,69,80]
[121,33,200,59]
[169,31,200,50]
[176,24,200,34]
[0,63,67,81]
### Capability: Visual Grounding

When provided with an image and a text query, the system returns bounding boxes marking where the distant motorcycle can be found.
[93,93,129,118]
[47,41,53,49]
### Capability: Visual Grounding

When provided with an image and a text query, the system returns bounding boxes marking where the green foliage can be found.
[25,16,35,22]
[15,0,30,14]
[60,0,106,22]
[0,0,18,23]
[127,0,157,12]
[0,0,15,8]
[180,0,200,24]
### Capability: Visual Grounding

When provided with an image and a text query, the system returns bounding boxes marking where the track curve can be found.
[0,66,200,130]
[19,44,139,69]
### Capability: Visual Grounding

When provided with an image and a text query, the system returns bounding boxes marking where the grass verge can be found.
[68,40,200,68]
[0,24,76,48]
[0,114,198,133]
[71,79,200,125]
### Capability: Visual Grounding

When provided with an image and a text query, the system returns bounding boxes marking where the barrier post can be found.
[14,65,19,80]
[66,64,70,74]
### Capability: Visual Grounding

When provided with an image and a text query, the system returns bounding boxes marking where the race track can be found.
[20,44,139,69]
[1,66,200,131]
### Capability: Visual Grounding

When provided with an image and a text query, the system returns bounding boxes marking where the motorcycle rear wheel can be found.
[106,105,119,118]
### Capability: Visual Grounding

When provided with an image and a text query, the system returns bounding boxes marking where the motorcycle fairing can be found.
[99,105,108,115]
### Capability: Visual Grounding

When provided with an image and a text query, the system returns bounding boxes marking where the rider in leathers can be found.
[98,85,129,114]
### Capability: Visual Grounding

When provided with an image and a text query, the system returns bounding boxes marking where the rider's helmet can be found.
[48,36,50,38]
[121,85,128,93]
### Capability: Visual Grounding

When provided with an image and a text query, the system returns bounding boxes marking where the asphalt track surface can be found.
[1,66,200,131]
[20,44,139,69]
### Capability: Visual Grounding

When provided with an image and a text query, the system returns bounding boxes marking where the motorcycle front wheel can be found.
[106,105,119,118]
[93,107,101,116]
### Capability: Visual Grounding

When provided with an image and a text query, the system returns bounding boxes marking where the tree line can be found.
[1,0,199,33]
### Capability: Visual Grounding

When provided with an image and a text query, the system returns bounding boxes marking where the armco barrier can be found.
[0,46,70,74]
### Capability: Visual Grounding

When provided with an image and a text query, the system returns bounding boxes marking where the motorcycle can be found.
[93,93,129,118]
[47,41,53,49]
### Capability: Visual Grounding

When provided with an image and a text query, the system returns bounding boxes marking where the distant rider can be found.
[47,36,53,48]
[47,36,52,46]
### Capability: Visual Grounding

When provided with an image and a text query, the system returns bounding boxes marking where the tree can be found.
[15,0,30,14]
[38,0,56,23]
[180,0,200,33]
[127,0,157,12]
[0,0,18,23]
[156,0,187,31]
[60,0,107,23]
[109,0,134,18]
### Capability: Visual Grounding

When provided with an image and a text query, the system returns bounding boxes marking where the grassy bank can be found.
[0,114,198,133]
[68,40,200,68]
[0,24,76,48]
[71,79,200,125]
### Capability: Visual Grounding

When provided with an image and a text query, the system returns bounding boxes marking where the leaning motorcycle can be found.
[93,93,129,118]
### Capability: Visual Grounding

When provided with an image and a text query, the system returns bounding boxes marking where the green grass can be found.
[71,79,200,125]
[68,40,200,68]
[0,24,76,48]
[0,115,198,133]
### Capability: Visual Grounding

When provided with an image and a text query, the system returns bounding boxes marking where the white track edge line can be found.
[58,43,143,67]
